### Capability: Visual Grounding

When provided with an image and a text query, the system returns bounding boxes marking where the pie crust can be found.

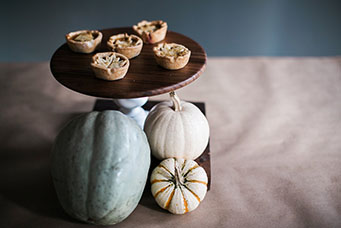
[91,52,130,81]
[66,30,102,53]
[107,33,143,59]
[133,20,167,44]
[153,43,191,70]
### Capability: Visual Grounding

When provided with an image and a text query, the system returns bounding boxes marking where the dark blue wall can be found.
[2,0,341,61]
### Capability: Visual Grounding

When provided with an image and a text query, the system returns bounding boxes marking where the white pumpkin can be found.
[151,158,208,214]
[144,92,209,160]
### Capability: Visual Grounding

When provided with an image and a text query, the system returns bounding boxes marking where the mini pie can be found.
[133,20,167,44]
[66,30,102,53]
[153,43,191,70]
[91,52,129,81]
[107,33,143,59]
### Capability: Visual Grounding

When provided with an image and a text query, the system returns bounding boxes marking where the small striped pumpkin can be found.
[151,158,208,214]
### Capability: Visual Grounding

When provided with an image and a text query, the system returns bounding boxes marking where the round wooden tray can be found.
[50,27,206,99]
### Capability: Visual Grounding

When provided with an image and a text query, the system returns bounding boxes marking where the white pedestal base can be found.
[113,97,149,128]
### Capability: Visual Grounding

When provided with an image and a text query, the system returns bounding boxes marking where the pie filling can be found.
[73,32,96,42]
[94,53,127,69]
[112,35,141,48]
[137,22,162,33]
[157,43,189,58]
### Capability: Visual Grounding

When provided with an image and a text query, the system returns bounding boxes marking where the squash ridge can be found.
[85,112,99,221]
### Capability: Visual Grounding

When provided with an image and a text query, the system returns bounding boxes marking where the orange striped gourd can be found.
[151,158,208,214]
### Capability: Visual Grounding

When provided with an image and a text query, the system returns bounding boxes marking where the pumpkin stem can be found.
[174,159,184,187]
[170,91,182,112]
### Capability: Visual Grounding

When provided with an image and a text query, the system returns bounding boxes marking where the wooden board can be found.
[93,99,211,190]
[51,27,207,99]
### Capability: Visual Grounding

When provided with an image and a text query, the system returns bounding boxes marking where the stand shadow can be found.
[0,113,83,222]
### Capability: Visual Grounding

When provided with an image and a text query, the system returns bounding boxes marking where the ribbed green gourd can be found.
[51,111,150,225]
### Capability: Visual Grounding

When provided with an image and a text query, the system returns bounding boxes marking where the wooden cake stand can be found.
[50,27,210,189]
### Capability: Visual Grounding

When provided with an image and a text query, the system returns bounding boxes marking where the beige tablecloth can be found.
[0,57,340,228]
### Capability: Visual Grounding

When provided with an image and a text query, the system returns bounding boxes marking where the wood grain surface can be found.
[93,99,211,190]
[50,27,207,99]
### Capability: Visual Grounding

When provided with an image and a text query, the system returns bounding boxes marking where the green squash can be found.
[51,111,150,225]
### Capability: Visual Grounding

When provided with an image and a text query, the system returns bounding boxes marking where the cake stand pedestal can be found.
[50,27,210,189]
[113,97,149,128]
